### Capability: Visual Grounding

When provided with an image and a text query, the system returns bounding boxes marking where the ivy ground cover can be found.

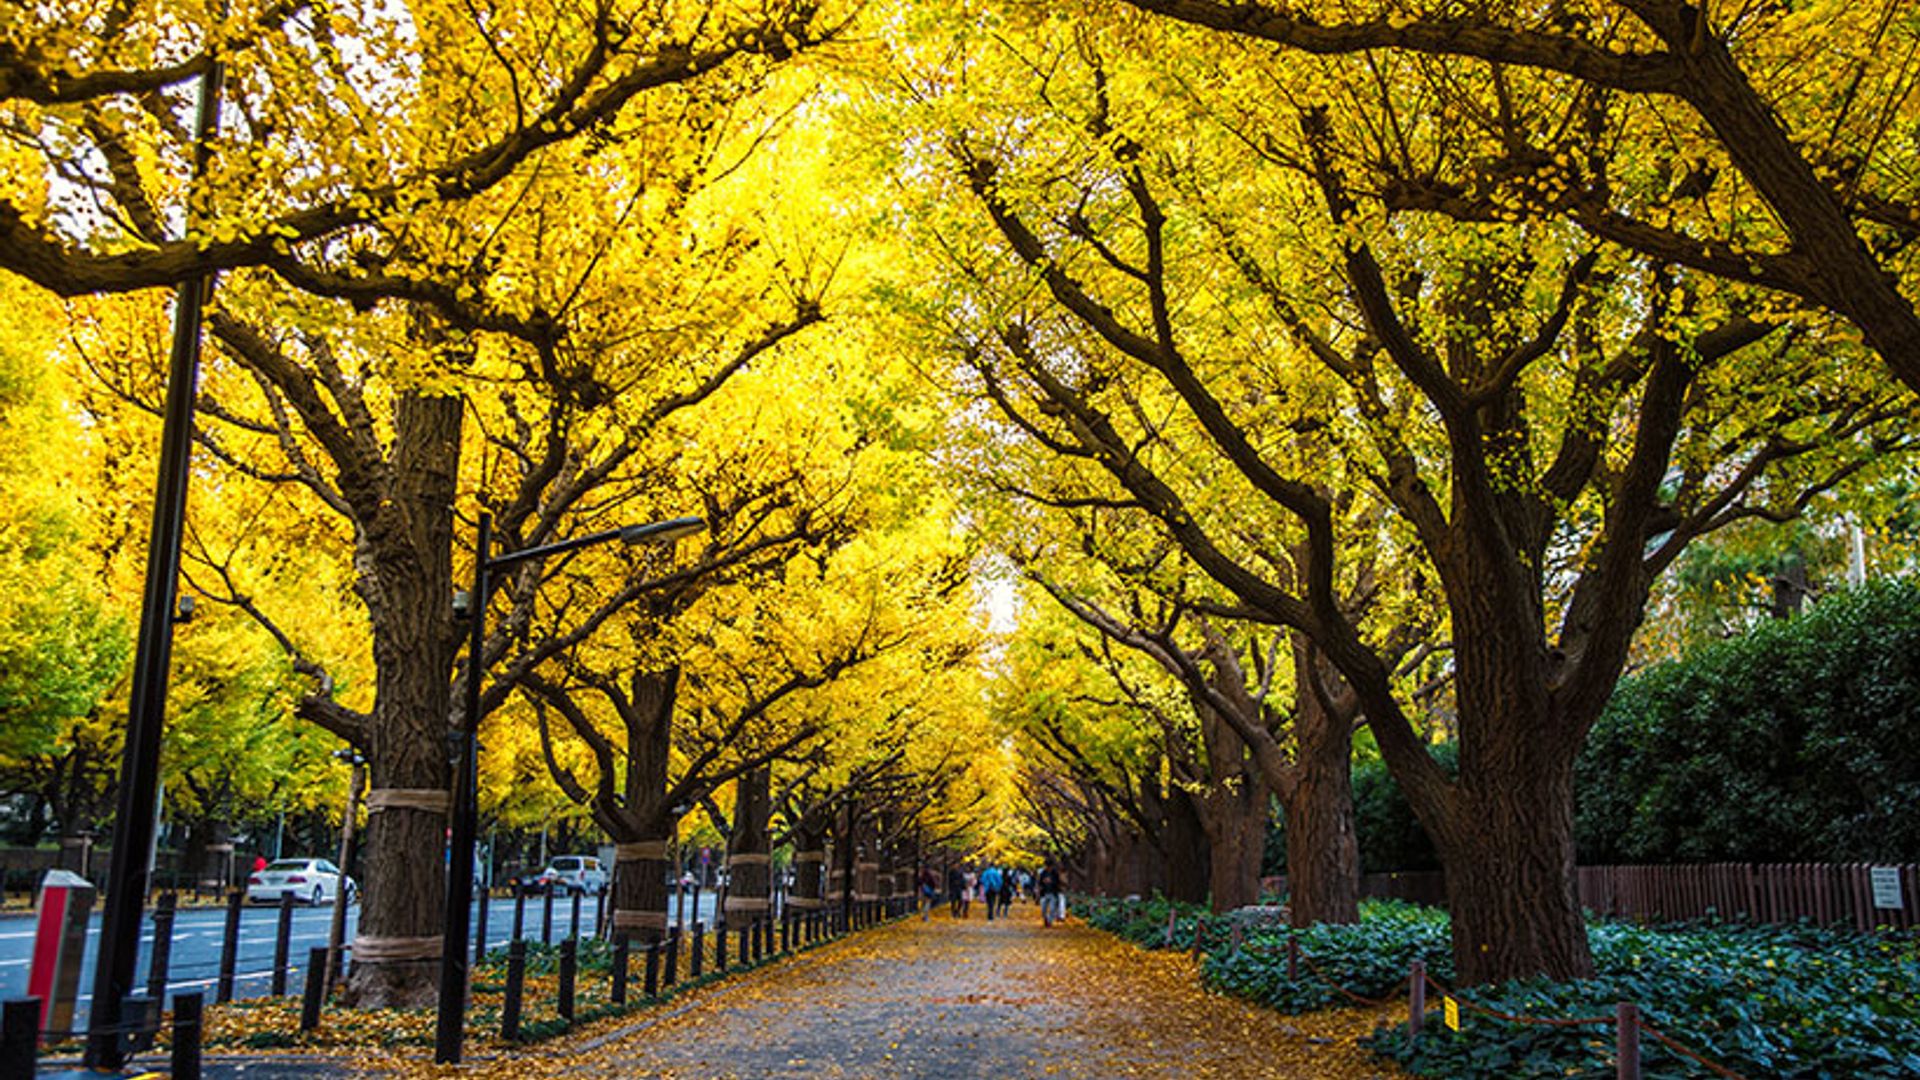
[1078,897,1920,1078]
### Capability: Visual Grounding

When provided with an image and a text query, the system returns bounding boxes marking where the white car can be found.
[247,858,355,906]
[535,855,610,896]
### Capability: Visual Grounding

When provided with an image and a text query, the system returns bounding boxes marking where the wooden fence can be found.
[1263,862,1920,931]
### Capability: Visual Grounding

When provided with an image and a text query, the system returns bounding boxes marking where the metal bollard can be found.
[691,922,705,978]
[1287,937,1299,982]
[216,891,243,1003]
[570,888,583,941]
[781,914,791,953]
[644,942,660,999]
[1408,960,1427,1045]
[512,889,526,942]
[665,927,680,986]
[1617,1002,1641,1080]
[558,938,577,1023]
[716,922,728,970]
[474,884,491,963]
[271,894,295,996]
[300,947,327,1031]
[738,925,750,967]
[501,939,527,1040]
[542,886,555,945]
[147,893,179,1003]
[121,992,157,1054]
[595,889,607,937]
[171,992,204,1080]
[1,997,37,1078]
[611,933,630,1005]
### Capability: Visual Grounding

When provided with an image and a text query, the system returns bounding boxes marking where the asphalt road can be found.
[0,889,722,1026]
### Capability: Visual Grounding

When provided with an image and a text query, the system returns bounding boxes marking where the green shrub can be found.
[1085,897,1920,1077]
[1370,919,1920,1078]
[1204,900,1452,1010]
[1577,576,1920,864]
[1325,579,1920,868]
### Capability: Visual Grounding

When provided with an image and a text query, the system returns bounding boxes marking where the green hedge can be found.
[1289,578,1920,870]
[1576,577,1920,864]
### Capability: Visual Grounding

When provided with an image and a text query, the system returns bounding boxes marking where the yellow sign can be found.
[1444,995,1461,1031]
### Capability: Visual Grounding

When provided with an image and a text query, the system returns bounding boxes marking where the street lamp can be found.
[83,62,223,1072]
[435,511,703,1063]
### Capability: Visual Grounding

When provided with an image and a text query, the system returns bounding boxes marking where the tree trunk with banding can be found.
[341,392,462,1009]
[723,766,772,928]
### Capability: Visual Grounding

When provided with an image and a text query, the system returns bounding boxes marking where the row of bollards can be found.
[0,892,914,1074]
[0,991,204,1080]
[491,901,907,1043]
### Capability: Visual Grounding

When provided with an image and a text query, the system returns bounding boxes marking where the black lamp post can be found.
[83,62,224,1072]
[434,511,704,1064]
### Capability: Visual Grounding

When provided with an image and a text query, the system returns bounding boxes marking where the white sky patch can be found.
[973,549,1020,635]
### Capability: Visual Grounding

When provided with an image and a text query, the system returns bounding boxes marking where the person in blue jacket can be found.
[979,865,1004,921]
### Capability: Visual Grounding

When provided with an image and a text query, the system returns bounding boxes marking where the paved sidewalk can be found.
[434,906,1404,1079]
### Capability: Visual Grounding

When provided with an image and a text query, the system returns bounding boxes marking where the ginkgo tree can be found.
[507,340,986,940]
[1112,0,1920,396]
[0,0,842,294]
[879,11,1920,983]
[0,275,131,848]
[47,24,851,1005]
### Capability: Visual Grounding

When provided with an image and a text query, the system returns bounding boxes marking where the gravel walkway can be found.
[462,905,1406,1080]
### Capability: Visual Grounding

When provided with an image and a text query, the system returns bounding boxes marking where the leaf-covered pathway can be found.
[438,907,1406,1079]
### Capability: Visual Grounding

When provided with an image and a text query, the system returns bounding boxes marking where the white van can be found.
[536,855,610,895]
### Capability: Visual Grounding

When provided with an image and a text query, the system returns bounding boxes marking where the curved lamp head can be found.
[620,516,706,546]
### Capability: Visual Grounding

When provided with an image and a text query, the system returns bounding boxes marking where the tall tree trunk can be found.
[723,766,772,927]
[1279,642,1360,927]
[873,810,894,902]
[1430,745,1587,984]
[853,813,881,903]
[182,818,231,892]
[604,670,678,944]
[790,816,827,913]
[890,821,915,899]
[1159,785,1210,905]
[1086,818,1115,895]
[1124,825,1161,898]
[828,804,850,913]
[1192,703,1271,913]
[341,392,462,1008]
[1199,794,1265,913]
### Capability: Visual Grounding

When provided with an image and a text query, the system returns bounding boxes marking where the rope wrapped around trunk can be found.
[350,935,443,961]
[616,841,670,860]
[365,789,451,815]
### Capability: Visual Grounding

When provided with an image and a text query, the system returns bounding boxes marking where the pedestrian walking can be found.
[1037,862,1064,927]
[980,865,1003,921]
[918,864,940,921]
[947,865,967,918]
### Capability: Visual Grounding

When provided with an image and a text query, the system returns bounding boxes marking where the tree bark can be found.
[340,391,462,1008]
[1158,784,1210,905]
[722,766,772,925]
[1431,756,1586,984]
[789,815,827,913]
[1279,642,1359,927]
